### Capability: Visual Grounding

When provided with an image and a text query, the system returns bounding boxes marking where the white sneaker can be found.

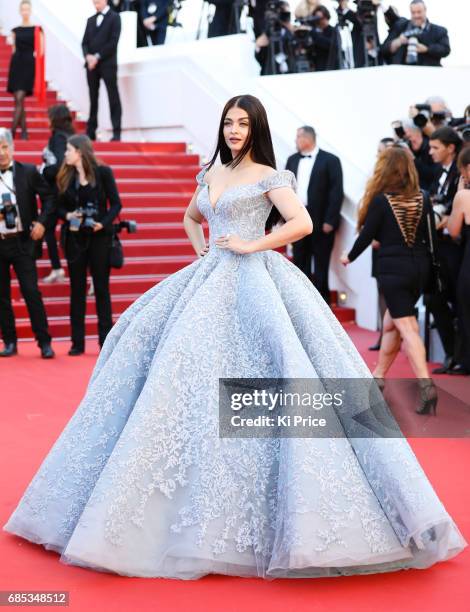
[43,268,66,283]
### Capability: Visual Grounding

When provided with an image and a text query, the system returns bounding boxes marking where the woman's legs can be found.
[372,309,401,378]
[11,90,27,138]
[390,315,430,379]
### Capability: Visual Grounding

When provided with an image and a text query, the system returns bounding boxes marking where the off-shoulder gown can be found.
[3,168,467,579]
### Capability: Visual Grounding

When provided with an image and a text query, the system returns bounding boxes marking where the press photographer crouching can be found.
[0,128,55,358]
[56,135,122,356]
[382,0,450,67]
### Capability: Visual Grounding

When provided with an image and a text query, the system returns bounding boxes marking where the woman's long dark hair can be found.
[48,104,75,135]
[56,134,100,195]
[204,95,282,230]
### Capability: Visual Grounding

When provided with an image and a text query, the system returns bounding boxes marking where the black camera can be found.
[81,202,100,234]
[0,193,18,230]
[413,104,432,128]
[455,123,470,143]
[114,219,138,234]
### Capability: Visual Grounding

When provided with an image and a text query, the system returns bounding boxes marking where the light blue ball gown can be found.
[3,168,467,579]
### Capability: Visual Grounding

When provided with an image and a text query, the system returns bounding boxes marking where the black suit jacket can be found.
[10,161,56,231]
[138,0,171,22]
[382,20,450,67]
[285,150,344,232]
[430,160,460,214]
[57,165,122,233]
[82,9,121,67]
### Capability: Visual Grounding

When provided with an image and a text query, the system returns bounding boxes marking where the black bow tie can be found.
[441,168,449,175]
[300,154,312,158]
[0,166,13,175]
[96,11,104,17]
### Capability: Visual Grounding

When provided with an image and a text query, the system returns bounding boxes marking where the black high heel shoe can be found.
[416,379,438,416]
[373,376,385,393]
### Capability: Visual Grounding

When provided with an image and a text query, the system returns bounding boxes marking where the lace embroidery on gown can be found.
[3,167,467,579]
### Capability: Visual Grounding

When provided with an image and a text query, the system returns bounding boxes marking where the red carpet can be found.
[1,329,469,612]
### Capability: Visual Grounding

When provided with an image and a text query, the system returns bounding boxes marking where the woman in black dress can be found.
[448,147,470,374]
[56,135,122,356]
[7,0,44,140]
[41,104,75,283]
[341,145,438,415]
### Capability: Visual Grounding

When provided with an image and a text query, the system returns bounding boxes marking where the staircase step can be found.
[12,141,188,153]
[14,151,200,165]
[12,274,167,300]
[34,255,197,277]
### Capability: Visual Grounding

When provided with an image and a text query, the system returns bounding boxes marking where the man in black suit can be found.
[138,0,171,46]
[82,0,122,141]
[286,126,344,305]
[427,127,464,375]
[0,128,55,358]
[382,0,450,67]
[311,6,335,72]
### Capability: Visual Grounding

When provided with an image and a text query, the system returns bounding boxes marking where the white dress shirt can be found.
[0,168,23,234]
[296,145,319,207]
[96,4,110,28]
[438,162,452,195]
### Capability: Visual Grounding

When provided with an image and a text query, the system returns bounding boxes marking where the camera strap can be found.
[0,171,17,197]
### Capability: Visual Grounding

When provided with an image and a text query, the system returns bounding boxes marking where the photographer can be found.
[0,128,55,359]
[382,0,450,67]
[56,135,122,356]
[310,5,334,71]
[409,96,452,138]
[335,0,384,68]
[392,120,439,190]
[41,104,75,285]
[427,127,464,375]
[255,1,296,75]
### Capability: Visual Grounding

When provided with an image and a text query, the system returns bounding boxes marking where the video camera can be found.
[0,193,18,230]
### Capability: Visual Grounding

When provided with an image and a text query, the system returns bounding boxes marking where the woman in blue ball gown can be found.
[3,95,467,579]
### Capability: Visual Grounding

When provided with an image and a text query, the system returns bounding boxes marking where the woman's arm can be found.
[342,195,384,264]
[11,31,16,54]
[448,191,469,238]
[183,187,207,258]
[216,184,312,255]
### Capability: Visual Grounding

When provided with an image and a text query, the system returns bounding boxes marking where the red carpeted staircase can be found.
[0,35,354,341]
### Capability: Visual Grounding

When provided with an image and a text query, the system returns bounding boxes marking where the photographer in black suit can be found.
[0,128,55,358]
[56,135,122,356]
[82,0,122,141]
[382,0,450,67]
[286,126,344,305]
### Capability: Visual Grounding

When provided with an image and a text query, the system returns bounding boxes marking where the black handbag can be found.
[109,222,124,269]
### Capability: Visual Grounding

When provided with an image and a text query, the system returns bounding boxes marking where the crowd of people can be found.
[281,94,470,391]
[218,0,451,75]
[1,1,468,390]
